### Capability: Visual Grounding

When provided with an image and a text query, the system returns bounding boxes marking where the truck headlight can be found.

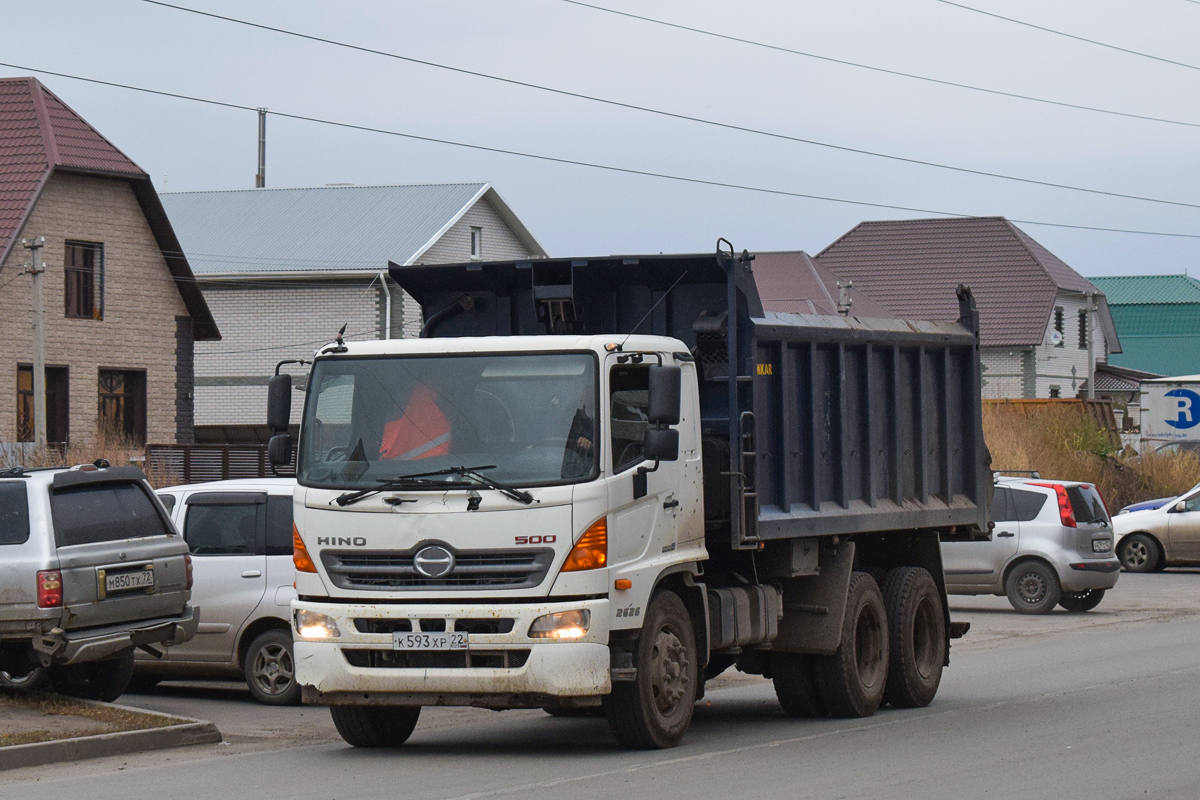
[295,609,341,640]
[529,609,590,640]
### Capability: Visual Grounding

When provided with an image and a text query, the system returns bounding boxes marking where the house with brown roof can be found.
[814,217,1121,399]
[0,77,218,454]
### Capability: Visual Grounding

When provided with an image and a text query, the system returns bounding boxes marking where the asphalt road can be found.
[3,571,1199,800]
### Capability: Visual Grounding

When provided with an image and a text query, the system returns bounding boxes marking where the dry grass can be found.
[983,403,1200,510]
[0,438,166,486]
[0,691,181,747]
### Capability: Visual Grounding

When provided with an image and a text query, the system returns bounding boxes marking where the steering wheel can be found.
[324,446,352,462]
[616,442,645,470]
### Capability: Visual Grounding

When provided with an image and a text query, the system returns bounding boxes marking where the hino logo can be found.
[316,537,367,547]
[413,545,455,579]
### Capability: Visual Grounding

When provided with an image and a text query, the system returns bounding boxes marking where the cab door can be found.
[943,486,1019,591]
[169,492,268,663]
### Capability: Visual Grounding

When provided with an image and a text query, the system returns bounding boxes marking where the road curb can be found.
[0,699,222,771]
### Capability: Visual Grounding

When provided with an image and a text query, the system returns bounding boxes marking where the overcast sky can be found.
[4,0,1199,276]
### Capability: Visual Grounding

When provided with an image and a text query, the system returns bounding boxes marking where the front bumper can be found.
[294,597,611,708]
[33,605,200,666]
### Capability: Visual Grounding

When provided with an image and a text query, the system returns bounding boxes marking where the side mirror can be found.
[268,433,293,467]
[647,365,681,425]
[267,374,292,433]
[643,427,679,462]
[1176,500,1188,513]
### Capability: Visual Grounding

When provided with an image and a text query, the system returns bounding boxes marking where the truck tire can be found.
[330,706,421,747]
[771,653,827,718]
[607,591,698,749]
[1005,560,1061,614]
[881,567,945,709]
[244,629,300,706]
[815,572,889,718]
[50,649,135,703]
[1059,589,1105,612]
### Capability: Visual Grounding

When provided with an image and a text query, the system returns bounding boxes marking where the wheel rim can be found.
[1016,570,1047,605]
[1124,540,1148,568]
[251,642,294,696]
[0,667,40,688]
[911,596,940,680]
[649,625,691,717]
[854,603,886,689]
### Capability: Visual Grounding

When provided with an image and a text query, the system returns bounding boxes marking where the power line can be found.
[3,61,1199,241]
[557,0,1200,131]
[136,1,1200,212]
[933,0,1200,72]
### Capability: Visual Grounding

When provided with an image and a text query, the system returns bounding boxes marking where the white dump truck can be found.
[268,246,990,749]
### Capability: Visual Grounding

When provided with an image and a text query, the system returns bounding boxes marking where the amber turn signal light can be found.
[614,579,632,590]
[562,517,607,572]
[293,524,317,573]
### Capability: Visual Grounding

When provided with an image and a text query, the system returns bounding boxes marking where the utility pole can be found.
[22,237,47,449]
[1086,292,1096,400]
[256,108,267,188]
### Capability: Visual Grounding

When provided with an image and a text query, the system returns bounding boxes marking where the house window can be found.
[1049,386,1061,399]
[17,365,70,444]
[1078,309,1088,349]
[1054,307,1064,346]
[64,241,104,320]
[98,369,147,445]
[470,227,483,259]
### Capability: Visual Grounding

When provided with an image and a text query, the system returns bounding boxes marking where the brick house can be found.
[813,217,1121,399]
[159,183,545,443]
[0,77,219,454]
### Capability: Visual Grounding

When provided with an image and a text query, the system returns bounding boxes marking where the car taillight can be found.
[1031,483,1076,527]
[37,570,63,608]
[184,553,194,590]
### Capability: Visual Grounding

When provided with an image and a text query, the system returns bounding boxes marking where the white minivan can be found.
[134,477,299,704]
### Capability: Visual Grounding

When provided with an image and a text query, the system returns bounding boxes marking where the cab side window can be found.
[610,365,649,474]
[184,493,264,555]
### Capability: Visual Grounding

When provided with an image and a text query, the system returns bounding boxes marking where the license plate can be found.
[392,631,468,651]
[1093,539,1111,553]
[101,566,154,597]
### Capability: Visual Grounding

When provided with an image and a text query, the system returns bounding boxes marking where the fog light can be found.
[529,609,590,639]
[295,609,341,640]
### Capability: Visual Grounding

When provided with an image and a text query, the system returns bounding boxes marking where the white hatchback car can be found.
[133,477,299,704]
[942,477,1121,613]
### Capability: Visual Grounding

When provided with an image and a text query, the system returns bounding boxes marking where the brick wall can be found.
[0,172,192,446]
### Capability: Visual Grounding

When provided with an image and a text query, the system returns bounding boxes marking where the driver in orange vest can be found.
[379,383,451,460]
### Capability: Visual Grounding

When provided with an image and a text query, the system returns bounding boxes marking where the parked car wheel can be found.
[51,649,135,702]
[0,664,46,692]
[1005,561,1061,614]
[330,705,421,747]
[1118,533,1162,573]
[1059,589,1106,612]
[244,629,300,706]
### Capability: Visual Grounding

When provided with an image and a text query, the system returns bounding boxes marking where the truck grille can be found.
[341,648,531,669]
[321,547,554,591]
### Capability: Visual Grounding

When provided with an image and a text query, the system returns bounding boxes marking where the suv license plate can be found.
[392,632,468,651]
[101,567,155,597]
[1093,539,1111,553]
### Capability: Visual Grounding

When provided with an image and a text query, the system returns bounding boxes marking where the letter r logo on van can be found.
[1165,389,1200,429]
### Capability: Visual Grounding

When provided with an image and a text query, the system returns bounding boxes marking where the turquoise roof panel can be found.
[1089,275,1200,305]
[1108,337,1200,377]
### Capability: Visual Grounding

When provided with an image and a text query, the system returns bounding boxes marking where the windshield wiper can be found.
[333,464,533,507]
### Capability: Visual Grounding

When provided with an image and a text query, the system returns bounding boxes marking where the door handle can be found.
[241,569,262,578]
[663,499,680,509]
[996,531,1015,538]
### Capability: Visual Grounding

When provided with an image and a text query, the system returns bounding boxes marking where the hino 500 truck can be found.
[268,245,990,749]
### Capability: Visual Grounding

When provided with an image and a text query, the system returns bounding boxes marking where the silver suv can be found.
[942,476,1121,613]
[134,478,299,704]
[0,463,198,701]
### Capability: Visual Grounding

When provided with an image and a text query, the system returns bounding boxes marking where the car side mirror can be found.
[268,433,293,467]
[267,374,292,433]
[1176,500,1188,513]
[647,365,681,425]
[643,427,679,462]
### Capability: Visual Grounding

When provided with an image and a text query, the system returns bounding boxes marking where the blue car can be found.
[1118,481,1200,515]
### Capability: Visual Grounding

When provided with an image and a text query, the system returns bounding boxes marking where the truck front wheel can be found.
[330,706,421,747]
[881,566,945,708]
[607,591,698,749]
[815,572,889,718]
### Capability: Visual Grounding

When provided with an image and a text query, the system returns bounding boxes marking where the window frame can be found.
[469,226,483,259]
[64,240,104,320]
[97,368,147,446]
[17,364,70,444]
[182,492,267,556]
[1078,308,1088,349]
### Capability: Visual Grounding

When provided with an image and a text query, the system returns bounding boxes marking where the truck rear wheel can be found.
[771,653,827,717]
[815,572,889,718]
[881,567,945,709]
[330,705,421,747]
[607,591,698,749]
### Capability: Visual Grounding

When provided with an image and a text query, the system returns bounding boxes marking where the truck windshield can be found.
[298,353,599,490]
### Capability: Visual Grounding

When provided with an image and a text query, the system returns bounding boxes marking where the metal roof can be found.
[0,77,218,339]
[814,217,1116,349]
[160,183,546,276]
[1088,275,1200,305]
[751,250,896,318]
